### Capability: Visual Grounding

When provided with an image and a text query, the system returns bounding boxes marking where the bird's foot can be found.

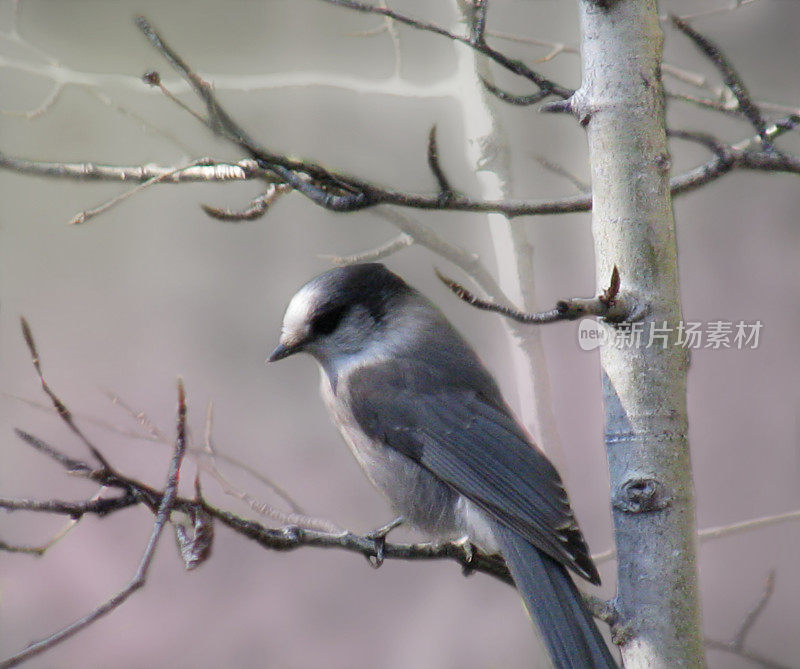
[453,536,477,576]
[364,516,404,569]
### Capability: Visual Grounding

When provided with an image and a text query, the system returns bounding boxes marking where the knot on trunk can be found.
[613,476,670,513]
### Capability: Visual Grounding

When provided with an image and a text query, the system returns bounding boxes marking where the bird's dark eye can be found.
[311,305,348,335]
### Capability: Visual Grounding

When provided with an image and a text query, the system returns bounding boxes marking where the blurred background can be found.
[1,1,799,667]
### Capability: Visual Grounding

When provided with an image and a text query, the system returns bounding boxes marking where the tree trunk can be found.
[575,1,705,666]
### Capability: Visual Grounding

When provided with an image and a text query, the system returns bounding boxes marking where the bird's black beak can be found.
[268,341,296,363]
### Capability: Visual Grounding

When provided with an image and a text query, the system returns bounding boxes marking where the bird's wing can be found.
[346,357,600,584]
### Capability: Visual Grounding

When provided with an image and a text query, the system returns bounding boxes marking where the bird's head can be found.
[269,263,415,370]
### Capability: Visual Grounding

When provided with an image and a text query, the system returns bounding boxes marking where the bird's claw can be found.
[364,516,404,569]
[454,536,477,576]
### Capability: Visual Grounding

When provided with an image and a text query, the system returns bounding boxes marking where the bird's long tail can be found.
[493,522,617,668]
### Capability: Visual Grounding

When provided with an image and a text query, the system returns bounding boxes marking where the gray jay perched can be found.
[269,263,616,668]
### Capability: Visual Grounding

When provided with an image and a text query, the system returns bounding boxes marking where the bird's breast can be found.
[319,369,475,544]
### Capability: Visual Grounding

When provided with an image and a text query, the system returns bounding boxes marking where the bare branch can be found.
[348,0,404,76]
[0,487,115,556]
[0,491,135,518]
[2,306,625,668]
[3,100,799,223]
[0,539,48,555]
[698,509,800,542]
[316,0,572,99]
[734,571,775,651]
[2,144,797,221]
[1,82,64,119]
[5,417,616,627]
[671,15,773,151]
[324,233,414,264]
[0,381,189,669]
[705,571,790,669]
[481,78,549,106]
[371,207,508,304]
[531,155,589,192]
[20,318,111,469]
[13,428,93,474]
[673,0,760,22]
[69,158,228,225]
[0,152,262,184]
[704,639,790,669]
[427,125,456,204]
[200,183,291,222]
[436,265,628,323]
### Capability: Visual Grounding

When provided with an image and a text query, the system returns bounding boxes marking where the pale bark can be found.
[452,0,567,474]
[575,1,704,666]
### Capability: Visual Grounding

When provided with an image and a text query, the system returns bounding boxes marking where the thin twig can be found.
[0,491,136,520]
[1,83,64,119]
[201,183,291,222]
[481,78,549,106]
[323,233,414,265]
[734,571,775,650]
[371,207,508,305]
[427,125,456,204]
[69,158,223,225]
[699,509,800,542]
[705,570,790,669]
[349,1,404,76]
[0,381,188,669]
[108,392,307,515]
[532,155,589,192]
[198,403,327,528]
[316,1,572,99]
[704,639,790,669]
[20,318,111,469]
[0,153,262,183]
[674,0,760,22]
[671,15,773,151]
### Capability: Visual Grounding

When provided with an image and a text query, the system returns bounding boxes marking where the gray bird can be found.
[269,263,616,668]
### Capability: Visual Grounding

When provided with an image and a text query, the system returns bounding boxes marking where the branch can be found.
[705,571,791,669]
[436,265,630,323]
[671,15,773,151]
[0,381,189,669]
[68,158,244,226]
[481,78,549,106]
[323,232,414,264]
[427,125,456,204]
[698,509,800,543]
[200,183,291,222]
[1,322,617,669]
[20,317,111,469]
[316,0,573,99]
[531,154,589,192]
[3,120,799,222]
[0,153,263,183]
[129,16,591,218]
[0,492,136,517]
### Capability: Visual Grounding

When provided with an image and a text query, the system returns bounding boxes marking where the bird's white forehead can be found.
[281,283,319,343]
